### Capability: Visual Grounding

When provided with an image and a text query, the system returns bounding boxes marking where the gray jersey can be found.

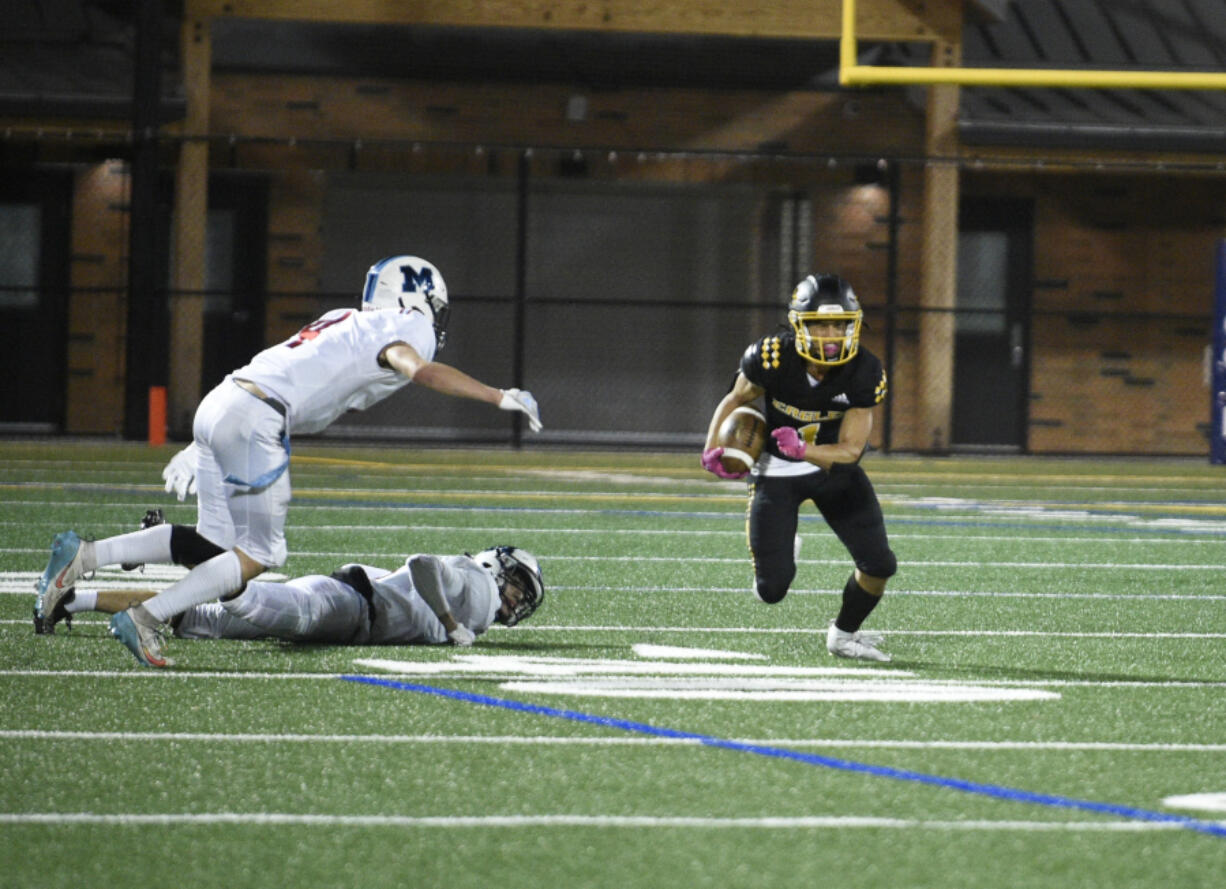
[174,554,499,646]
[369,554,500,644]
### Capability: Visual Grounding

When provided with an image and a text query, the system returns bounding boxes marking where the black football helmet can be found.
[473,546,544,627]
[787,273,862,367]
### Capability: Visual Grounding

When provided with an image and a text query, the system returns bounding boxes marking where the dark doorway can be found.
[952,198,1033,451]
[199,174,268,393]
[0,171,71,431]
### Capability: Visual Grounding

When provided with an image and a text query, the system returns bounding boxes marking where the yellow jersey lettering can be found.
[769,399,844,424]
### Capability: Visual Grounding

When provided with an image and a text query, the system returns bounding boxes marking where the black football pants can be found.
[747,464,896,604]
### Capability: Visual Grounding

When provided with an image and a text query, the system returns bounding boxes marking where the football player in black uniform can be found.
[702,273,896,661]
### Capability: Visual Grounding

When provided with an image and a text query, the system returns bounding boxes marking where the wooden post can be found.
[168,14,212,437]
[917,36,962,452]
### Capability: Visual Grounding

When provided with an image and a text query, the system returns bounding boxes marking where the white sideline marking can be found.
[5,730,1226,752]
[1162,793,1226,813]
[499,679,1058,702]
[354,655,1057,703]
[632,644,767,660]
[0,812,1207,832]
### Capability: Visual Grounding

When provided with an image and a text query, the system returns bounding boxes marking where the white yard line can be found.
[0,812,1210,832]
[0,668,1222,688]
[4,548,1222,571]
[4,616,1226,638]
[4,730,1225,751]
[6,519,1226,546]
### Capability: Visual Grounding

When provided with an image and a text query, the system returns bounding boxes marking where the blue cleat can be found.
[109,608,173,668]
[34,531,86,634]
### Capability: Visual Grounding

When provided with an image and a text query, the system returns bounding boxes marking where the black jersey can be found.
[739,331,887,454]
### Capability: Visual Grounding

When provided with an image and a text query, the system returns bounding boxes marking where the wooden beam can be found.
[187,0,954,41]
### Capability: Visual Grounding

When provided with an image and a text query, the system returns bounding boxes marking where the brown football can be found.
[716,406,767,473]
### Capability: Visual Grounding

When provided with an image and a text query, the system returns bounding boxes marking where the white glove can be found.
[448,624,476,647]
[161,442,199,502]
[498,388,543,433]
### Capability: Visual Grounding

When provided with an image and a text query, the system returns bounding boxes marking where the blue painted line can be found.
[341,675,1226,838]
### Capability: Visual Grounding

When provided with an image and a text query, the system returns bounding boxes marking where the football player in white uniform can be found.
[34,255,544,667]
[44,546,543,650]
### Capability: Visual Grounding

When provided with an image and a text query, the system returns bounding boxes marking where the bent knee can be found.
[169,525,226,568]
[754,580,790,605]
[233,547,270,582]
[859,550,897,580]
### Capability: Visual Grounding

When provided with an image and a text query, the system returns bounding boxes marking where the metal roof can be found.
[952,0,1226,151]
[2,0,1224,152]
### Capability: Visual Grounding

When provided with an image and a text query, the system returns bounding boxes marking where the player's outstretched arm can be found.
[381,343,543,431]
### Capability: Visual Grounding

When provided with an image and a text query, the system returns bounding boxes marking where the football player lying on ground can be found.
[35,546,543,649]
[32,255,544,668]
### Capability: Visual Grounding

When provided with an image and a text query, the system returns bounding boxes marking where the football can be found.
[716,406,767,474]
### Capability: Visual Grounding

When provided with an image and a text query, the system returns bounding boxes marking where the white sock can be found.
[91,524,174,571]
[142,551,244,623]
[66,589,97,613]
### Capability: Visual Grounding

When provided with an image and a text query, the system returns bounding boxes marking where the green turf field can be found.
[3,440,1225,888]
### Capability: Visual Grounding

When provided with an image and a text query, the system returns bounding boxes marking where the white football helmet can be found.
[472,545,544,627]
[361,255,451,349]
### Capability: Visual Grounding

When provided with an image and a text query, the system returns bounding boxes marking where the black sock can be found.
[834,574,881,633]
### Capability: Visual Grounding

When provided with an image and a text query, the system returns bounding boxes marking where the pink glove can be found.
[772,427,807,460]
[701,447,747,480]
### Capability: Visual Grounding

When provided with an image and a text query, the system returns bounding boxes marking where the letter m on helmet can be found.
[401,263,436,295]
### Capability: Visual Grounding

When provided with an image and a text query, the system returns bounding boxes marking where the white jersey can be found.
[233,308,438,435]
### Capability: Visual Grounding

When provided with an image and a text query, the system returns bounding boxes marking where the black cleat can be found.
[33,588,74,635]
[121,509,166,571]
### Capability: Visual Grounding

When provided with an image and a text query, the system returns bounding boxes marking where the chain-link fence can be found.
[2,133,1220,455]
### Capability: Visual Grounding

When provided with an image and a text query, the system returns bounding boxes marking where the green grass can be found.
[3,441,1226,888]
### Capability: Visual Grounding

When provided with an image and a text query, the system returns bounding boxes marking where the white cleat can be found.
[826,621,891,662]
